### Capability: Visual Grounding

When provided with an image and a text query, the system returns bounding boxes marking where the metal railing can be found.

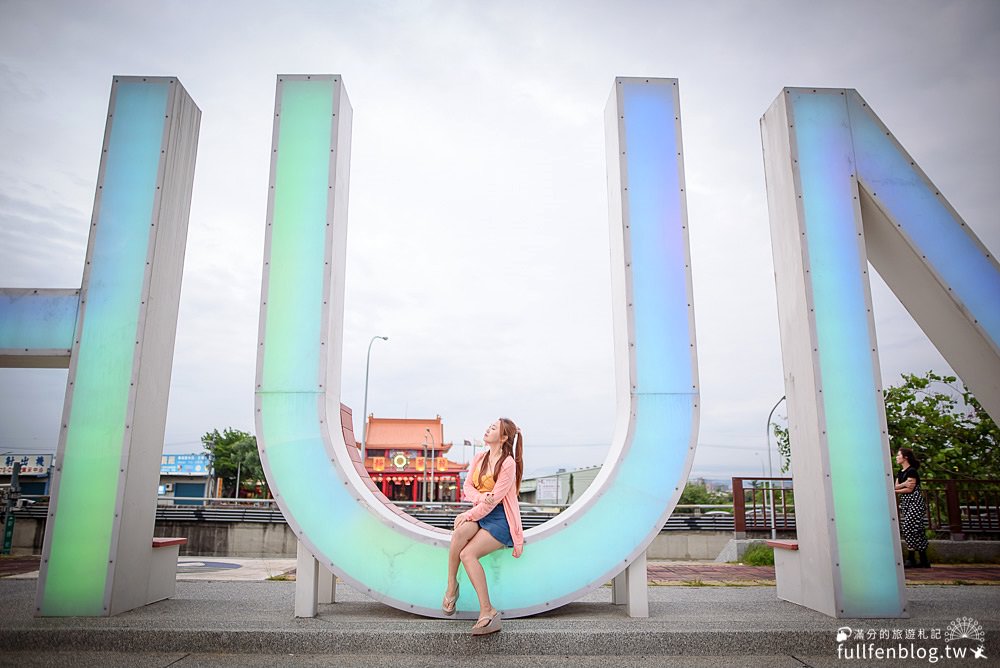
[922,479,1000,538]
[732,477,796,535]
[733,476,1000,540]
[13,496,738,532]
[17,479,1000,539]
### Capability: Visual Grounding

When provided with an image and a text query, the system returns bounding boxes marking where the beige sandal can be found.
[471,608,501,636]
[442,583,459,616]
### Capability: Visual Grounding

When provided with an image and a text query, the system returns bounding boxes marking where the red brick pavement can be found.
[647,562,776,584]
[0,555,40,577]
[647,561,1000,585]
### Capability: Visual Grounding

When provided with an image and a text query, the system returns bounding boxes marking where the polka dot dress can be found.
[898,467,928,552]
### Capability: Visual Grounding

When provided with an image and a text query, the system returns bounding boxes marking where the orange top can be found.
[473,466,496,492]
[461,451,524,557]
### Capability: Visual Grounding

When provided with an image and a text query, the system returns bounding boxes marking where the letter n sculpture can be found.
[761,88,999,618]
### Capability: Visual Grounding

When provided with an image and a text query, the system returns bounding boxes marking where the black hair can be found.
[898,447,920,469]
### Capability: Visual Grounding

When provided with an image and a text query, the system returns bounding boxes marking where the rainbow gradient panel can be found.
[43,79,170,616]
[0,77,200,617]
[256,76,699,618]
[762,88,998,618]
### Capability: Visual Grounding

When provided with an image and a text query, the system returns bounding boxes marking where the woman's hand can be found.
[453,514,468,530]
[512,545,523,558]
[483,493,495,506]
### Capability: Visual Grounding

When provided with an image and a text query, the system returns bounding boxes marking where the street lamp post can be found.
[421,435,428,503]
[426,427,436,503]
[361,335,389,462]
[765,395,786,540]
[234,459,241,499]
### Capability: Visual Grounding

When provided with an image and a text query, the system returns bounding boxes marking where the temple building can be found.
[362,415,467,503]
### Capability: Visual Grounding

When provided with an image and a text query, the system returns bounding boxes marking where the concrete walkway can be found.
[2,555,297,581]
[1,564,998,667]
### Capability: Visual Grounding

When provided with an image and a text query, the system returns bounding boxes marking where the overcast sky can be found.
[1,1,997,480]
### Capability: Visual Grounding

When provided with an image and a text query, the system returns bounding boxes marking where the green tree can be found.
[773,372,999,478]
[202,428,267,498]
[679,479,733,507]
[773,422,791,474]
[883,372,999,478]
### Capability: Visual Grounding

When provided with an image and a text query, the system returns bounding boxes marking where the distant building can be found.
[1,454,54,496]
[363,415,468,502]
[694,477,732,493]
[159,453,211,505]
[519,466,601,506]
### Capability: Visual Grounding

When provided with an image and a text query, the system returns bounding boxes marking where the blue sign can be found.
[160,453,210,476]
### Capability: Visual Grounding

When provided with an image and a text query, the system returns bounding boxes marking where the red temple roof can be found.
[366,416,452,453]
[363,415,468,475]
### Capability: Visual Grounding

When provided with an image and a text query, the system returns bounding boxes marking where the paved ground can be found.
[3,557,998,666]
[6,554,1000,585]
[646,561,1000,585]
[0,652,965,667]
[1,575,998,666]
[0,555,41,578]
[2,555,297,581]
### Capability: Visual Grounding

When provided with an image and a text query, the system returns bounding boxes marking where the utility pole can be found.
[2,462,21,555]
[421,435,428,503]
[427,427,436,503]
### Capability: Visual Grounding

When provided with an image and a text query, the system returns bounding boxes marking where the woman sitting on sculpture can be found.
[442,417,525,636]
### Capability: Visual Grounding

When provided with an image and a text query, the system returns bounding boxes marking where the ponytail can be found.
[483,418,524,492]
[513,430,524,492]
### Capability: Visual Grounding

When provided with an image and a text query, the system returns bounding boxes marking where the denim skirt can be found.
[478,503,513,548]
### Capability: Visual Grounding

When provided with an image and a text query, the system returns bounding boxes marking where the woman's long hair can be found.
[478,417,524,492]
[898,447,920,469]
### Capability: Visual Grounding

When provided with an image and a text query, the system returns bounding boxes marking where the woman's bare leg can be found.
[447,521,480,596]
[459,529,504,622]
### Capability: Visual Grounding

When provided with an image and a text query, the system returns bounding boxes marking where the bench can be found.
[766,539,801,604]
[766,539,798,551]
[149,536,188,604]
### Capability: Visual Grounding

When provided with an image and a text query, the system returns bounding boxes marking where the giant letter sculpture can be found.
[0,77,201,616]
[256,75,699,618]
[761,88,999,618]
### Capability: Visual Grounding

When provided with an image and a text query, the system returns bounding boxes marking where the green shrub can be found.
[742,543,775,566]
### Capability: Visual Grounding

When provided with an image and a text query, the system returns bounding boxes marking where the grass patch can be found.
[741,543,775,566]
[680,579,708,586]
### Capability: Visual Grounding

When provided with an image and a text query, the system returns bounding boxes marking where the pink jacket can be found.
[461,451,525,557]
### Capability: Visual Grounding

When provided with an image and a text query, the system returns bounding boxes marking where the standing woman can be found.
[441,418,524,636]
[894,447,930,568]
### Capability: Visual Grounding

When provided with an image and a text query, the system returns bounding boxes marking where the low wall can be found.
[9,517,299,558]
[12,518,733,560]
[715,538,1000,564]
[154,521,300,557]
[9,515,46,557]
[647,531,732,560]
[12,517,997,562]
